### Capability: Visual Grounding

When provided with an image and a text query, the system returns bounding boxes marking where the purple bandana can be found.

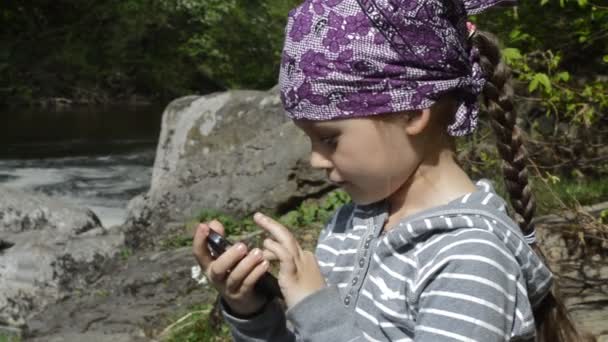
[278,0,516,136]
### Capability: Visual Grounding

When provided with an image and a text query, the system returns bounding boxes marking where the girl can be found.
[193,0,592,341]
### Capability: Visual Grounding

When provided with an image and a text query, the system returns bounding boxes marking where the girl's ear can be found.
[404,108,432,135]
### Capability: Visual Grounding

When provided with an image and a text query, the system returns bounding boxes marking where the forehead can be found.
[294,119,345,132]
[294,116,398,136]
[294,117,376,134]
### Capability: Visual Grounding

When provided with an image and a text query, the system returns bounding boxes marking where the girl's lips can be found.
[328,174,347,186]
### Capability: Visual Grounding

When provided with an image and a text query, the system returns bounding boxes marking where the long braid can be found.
[471,30,595,342]
[472,32,536,236]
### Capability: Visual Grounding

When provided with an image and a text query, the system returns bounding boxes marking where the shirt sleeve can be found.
[412,229,535,341]
[222,298,297,342]
[286,285,361,341]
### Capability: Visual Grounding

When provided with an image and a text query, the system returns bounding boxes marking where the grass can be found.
[161,304,231,342]
[490,173,608,216]
[119,247,133,260]
[0,334,21,342]
[536,177,608,211]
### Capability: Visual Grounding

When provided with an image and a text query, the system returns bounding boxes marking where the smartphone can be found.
[207,229,283,300]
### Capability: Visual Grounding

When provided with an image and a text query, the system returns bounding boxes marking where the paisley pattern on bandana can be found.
[278,0,516,136]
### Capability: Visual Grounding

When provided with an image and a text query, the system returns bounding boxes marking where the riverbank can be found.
[0,105,164,227]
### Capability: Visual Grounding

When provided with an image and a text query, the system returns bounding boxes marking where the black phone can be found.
[207,229,283,300]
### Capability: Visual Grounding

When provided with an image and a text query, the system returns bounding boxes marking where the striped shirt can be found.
[223,180,553,341]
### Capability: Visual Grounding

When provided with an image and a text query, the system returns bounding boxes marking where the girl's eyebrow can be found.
[297,121,341,135]
[313,119,346,130]
[312,123,340,131]
[308,127,341,139]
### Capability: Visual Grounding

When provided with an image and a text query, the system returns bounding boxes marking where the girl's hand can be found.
[254,212,326,309]
[192,220,269,316]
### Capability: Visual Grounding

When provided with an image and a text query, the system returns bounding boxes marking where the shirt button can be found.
[359,258,365,267]
[344,295,351,306]
[351,277,358,285]
[364,241,370,249]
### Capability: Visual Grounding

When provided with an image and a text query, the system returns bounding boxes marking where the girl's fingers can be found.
[192,220,226,269]
[262,249,279,262]
[240,259,270,293]
[225,248,264,292]
[264,238,297,274]
[207,242,248,283]
[254,213,300,255]
[192,223,213,269]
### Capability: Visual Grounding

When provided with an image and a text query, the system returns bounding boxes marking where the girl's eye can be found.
[320,136,338,147]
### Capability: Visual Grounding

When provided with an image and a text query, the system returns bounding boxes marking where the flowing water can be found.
[0,105,164,228]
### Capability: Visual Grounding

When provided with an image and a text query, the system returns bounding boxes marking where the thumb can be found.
[207,219,226,236]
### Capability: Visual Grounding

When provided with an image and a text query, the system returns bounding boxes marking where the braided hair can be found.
[471,29,595,342]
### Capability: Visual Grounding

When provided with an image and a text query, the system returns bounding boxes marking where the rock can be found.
[0,187,124,331]
[25,247,214,341]
[536,223,608,340]
[28,331,150,342]
[0,186,103,235]
[569,298,608,340]
[125,87,332,231]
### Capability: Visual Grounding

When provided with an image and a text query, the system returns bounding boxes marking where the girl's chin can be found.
[333,182,382,204]
[347,186,391,206]
[343,187,376,205]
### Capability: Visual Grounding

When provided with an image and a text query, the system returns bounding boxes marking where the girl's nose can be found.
[309,148,333,170]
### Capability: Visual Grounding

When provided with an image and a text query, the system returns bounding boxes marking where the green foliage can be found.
[476,0,608,128]
[461,0,608,216]
[502,48,607,127]
[120,247,133,261]
[532,175,608,215]
[161,231,197,250]
[158,209,258,250]
[0,334,21,342]
[0,0,302,106]
[179,0,300,89]
[196,209,258,237]
[94,289,110,298]
[599,209,608,224]
[0,0,224,106]
[2,0,605,110]
[279,190,351,228]
[550,177,608,206]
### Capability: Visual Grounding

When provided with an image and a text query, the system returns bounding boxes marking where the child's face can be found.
[294,115,424,205]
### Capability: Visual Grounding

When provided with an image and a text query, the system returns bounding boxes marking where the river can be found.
[0,105,164,228]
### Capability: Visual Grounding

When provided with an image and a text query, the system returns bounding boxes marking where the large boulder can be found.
[0,186,124,332]
[126,87,332,229]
